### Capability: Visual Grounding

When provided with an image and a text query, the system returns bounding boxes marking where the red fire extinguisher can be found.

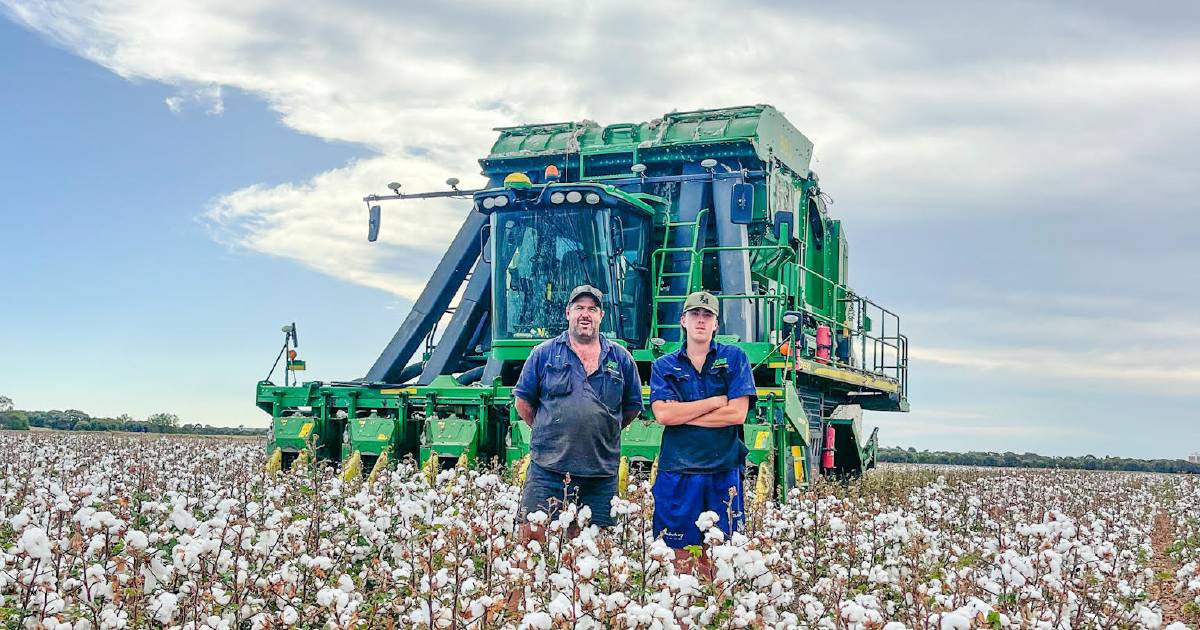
[815,325,832,364]
[822,424,836,470]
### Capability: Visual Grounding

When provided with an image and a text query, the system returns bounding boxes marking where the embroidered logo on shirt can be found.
[606,360,619,373]
[712,357,729,369]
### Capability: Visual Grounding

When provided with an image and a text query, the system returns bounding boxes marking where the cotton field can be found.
[2,433,1199,629]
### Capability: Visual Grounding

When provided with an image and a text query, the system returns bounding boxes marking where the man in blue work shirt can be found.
[650,290,756,558]
[513,284,644,533]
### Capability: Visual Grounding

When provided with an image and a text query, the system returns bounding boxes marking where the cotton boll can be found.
[19,527,53,561]
[521,611,552,629]
[124,529,149,551]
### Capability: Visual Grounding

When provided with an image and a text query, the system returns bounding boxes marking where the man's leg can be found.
[575,474,617,528]
[652,471,710,573]
[706,467,745,539]
[519,462,580,542]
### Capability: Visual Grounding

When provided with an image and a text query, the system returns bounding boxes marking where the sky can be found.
[1,1,1197,457]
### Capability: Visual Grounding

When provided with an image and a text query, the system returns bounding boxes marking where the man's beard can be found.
[570,322,598,342]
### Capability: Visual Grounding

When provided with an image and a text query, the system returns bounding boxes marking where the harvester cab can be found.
[259,104,909,499]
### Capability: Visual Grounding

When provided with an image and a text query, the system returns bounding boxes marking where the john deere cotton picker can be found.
[259,104,909,500]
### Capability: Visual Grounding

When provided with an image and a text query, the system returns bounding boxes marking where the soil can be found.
[1152,512,1190,626]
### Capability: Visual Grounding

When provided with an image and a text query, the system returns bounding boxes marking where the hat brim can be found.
[569,291,603,305]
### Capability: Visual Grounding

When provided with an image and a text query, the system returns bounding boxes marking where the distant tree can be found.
[147,412,180,430]
[0,411,30,430]
[0,395,13,412]
[879,445,1200,475]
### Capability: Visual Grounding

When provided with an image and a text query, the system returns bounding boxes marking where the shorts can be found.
[520,461,616,527]
[652,468,744,548]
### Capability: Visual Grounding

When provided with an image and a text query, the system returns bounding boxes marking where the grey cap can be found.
[568,284,604,305]
[683,290,719,315]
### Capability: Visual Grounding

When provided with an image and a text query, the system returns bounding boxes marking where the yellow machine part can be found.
[290,450,309,473]
[367,450,389,486]
[515,455,531,485]
[648,457,659,488]
[265,448,282,474]
[754,460,772,506]
[617,456,630,498]
[340,451,362,482]
[422,452,439,485]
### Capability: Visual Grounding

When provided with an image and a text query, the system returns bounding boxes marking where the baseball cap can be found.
[568,284,604,305]
[683,290,719,315]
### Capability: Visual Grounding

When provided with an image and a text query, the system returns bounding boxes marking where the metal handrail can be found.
[647,220,908,398]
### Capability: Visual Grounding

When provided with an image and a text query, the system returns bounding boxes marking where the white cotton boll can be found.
[153,592,179,624]
[316,587,337,607]
[577,505,592,527]
[939,612,970,630]
[695,511,719,531]
[10,511,31,532]
[124,529,149,551]
[577,555,600,579]
[281,606,298,625]
[527,511,548,526]
[1164,623,1190,630]
[338,574,355,593]
[883,623,908,630]
[829,517,846,532]
[548,593,573,619]
[521,611,552,629]
[19,527,53,561]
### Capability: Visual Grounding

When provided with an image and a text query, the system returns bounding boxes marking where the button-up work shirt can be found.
[513,332,644,477]
[649,341,757,473]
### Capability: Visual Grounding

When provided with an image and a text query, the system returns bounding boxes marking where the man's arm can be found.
[620,350,644,429]
[685,396,750,428]
[512,346,543,427]
[515,396,537,425]
[652,396,727,426]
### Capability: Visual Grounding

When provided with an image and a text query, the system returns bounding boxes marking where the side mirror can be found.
[611,214,626,254]
[731,183,754,224]
[480,224,492,263]
[368,205,381,242]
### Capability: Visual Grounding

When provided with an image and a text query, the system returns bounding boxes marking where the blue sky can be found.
[1,1,1197,457]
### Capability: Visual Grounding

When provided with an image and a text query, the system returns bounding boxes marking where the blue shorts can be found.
[652,469,744,548]
[520,461,616,527]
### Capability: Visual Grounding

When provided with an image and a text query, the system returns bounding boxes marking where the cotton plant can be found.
[0,433,1195,628]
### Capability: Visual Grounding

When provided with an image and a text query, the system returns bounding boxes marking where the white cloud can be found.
[162,84,224,115]
[5,1,1198,299]
[910,344,1200,390]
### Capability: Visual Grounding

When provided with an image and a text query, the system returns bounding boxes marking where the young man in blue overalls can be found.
[649,290,756,570]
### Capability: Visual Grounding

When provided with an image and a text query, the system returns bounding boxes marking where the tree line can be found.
[0,395,266,437]
[879,446,1200,474]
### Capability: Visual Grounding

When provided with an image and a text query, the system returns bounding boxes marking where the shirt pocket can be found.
[601,369,626,411]
[663,370,697,401]
[541,363,574,398]
[705,365,731,397]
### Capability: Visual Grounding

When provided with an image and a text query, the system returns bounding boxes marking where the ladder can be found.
[649,209,709,340]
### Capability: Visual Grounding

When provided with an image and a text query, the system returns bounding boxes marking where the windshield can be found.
[492,206,615,340]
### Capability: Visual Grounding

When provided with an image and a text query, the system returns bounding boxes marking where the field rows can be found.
[1,433,1199,629]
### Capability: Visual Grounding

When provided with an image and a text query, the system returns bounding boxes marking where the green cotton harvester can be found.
[259,104,908,501]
